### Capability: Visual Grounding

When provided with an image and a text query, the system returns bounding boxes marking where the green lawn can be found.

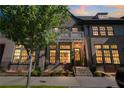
[0,85,65,88]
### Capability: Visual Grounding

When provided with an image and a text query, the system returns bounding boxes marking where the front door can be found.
[0,44,5,64]
[60,50,70,64]
[74,48,82,66]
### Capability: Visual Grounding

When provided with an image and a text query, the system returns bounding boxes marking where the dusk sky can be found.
[69,5,124,18]
[0,5,124,18]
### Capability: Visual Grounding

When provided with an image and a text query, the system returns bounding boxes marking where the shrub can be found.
[94,71,105,77]
[31,67,42,76]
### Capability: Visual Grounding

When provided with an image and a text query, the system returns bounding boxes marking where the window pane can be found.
[94,45,101,49]
[113,57,120,64]
[96,57,103,63]
[14,49,21,56]
[107,26,113,30]
[21,56,27,63]
[112,50,119,57]
[96,50,102,57]
[111,45,117,49]
[107,26,114,36]
[13,49,21,63]
[21,50,27,56]
[104,50,110,56]
[92,26,98,30]
[13,56,20,63]
[105,57,111,63]
[103,45,109,49]
[108,31,114,36]
[93,31,98,36]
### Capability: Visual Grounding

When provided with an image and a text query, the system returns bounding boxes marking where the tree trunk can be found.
[26,51,33,88]
[34,50,40,69]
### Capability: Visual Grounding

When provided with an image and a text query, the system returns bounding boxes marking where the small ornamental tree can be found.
[0,5,69,87]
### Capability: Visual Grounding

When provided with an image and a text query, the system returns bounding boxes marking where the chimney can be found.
[93,12,108,19]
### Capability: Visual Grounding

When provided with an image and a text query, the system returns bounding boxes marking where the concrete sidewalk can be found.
[75,76,118,88]
[0,76,118,88]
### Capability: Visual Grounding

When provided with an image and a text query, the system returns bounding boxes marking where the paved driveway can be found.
[0,76,118,88]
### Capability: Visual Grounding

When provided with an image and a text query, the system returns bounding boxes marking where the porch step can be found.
[75,67,92,76]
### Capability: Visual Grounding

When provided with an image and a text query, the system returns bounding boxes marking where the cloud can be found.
[108,9,124,18]
[109,5,124,9]
[70,5,89,16]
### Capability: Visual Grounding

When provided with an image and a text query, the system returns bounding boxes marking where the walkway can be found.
[0,76,118,88]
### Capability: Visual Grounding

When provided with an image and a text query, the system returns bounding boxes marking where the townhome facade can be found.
[0,12,124,74]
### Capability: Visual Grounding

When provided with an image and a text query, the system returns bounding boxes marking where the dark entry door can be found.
[0,44,5,64]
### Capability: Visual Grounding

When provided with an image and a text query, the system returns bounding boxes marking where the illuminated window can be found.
[99,26,106,36]
[72,28,78,32]
[13,49,21,63]
[60,50,70,64]
[21,50,28,63]
[96,57,103,63]
[104,50,110,56]
[60,45,70,49]
[112,50,119,57]
[94,45,101,49]
[74,49,80,61]
[103,45,109,49]
[111,45,117,49]
[107,26,114,36]
[94,44,120,64]
[49,45,56,49]
[13,45,35,64]
[113,57,120,64]
[50,50,56,64]
[105,57,111,63]
[96,50,102,57]
[93,31,98,36]
[92,26,98,36]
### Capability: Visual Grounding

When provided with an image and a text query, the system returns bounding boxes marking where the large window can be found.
[60,50,70,64]
[92,26,114,36]
[94,44,120,64]
[50,50,56,64]
[13,45,35,64]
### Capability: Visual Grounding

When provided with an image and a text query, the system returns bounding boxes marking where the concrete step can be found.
[75,67,92,76]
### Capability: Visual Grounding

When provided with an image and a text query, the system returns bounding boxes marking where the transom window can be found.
[92,26,114,36]
[13,45,35,64]
[94,45,101,49]
[94,44,120,64]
